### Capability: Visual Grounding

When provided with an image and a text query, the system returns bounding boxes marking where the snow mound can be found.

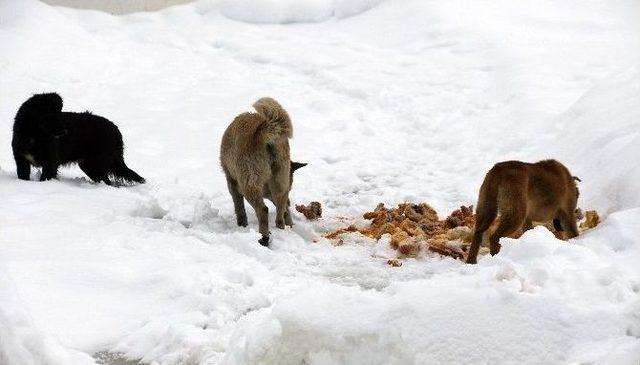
[540,66,640,215]
[1,0,640,364]
[215,0,384,24]
[0,265,95,365]
[224,225,640,364]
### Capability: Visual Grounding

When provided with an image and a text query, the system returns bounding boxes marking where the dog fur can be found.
[466,159,579,264]
[12,92,145,185]
[220,97,305,246]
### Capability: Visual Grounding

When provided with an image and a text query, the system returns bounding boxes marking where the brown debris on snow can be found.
[387,259,403,267]
[390,230,410,250]
[324,225,358,240]
[324,202,600,263]
[579,210,600,230]
[397,237,421,256]
[295,201,323,220]
[427,244,465,260]
[325,203,476,260]
[444,205,475,229]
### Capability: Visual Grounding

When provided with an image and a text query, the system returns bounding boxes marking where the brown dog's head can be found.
[573,176,581,199]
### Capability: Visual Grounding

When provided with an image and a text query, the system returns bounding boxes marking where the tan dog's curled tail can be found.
[253,97,292,139]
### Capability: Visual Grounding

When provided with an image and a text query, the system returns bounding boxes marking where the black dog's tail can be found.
[111,158,145,184]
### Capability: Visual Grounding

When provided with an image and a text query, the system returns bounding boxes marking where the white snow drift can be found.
[216,0,384,24]
[1,0,639,364]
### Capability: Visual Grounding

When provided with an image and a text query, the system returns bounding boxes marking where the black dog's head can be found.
[14,93,65,138]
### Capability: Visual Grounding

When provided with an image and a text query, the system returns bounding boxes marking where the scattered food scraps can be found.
[296,201,322,220]
[387,259,403,267]
[579,210,600,230]
[326,203,474,260]
[324,202,600,262]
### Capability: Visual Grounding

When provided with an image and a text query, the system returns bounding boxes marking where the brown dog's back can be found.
[220,97,295,246]
[220,97,292,189]
[466,159,579,263]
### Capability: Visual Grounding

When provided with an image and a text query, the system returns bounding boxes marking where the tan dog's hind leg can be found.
[273,193,290,229]
[245,187,270,246]
[225,174,247,227]
[284,199,293,226]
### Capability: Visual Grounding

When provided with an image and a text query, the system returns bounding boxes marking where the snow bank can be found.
[224,224,640,364]
[1,0,639,364]
[0,265,95,365]
[41,0,193,15]
[215,0,384,24]
[539,66,640,215]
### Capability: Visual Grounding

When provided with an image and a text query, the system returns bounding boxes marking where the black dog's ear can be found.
[291,161,307,172]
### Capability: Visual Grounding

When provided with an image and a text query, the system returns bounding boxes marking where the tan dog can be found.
[220,97,306,246]
[466,159,579,264]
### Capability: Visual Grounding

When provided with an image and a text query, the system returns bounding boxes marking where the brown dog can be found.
[466,159,579,264]
[220,97,305,246]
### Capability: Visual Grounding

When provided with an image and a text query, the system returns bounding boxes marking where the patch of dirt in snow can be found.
[93,351,143,365]
[323,201,600,262]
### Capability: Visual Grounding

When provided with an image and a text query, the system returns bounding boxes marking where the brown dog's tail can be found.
[474,171,500,234]
[253,97,292,140]
[467,170,500,263]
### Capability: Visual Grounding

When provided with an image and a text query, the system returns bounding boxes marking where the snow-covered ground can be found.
[1,0,640,364]
[40,0,194,15]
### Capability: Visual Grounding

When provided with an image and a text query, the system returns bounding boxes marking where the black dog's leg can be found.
[14,153,31,180]
[40,137,60,181]
[95,158,114,186]
[80,158,113,185]
[40,163,59,181]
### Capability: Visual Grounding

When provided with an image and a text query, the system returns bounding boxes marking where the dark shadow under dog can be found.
[12,92,145,185]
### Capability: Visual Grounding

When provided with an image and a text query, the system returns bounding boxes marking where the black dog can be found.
[12,92,145,185]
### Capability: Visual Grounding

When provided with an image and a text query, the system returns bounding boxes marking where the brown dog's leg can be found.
[225,175,247,227]
[467,207,497,264]
[245,189,270,246]
[284,199,293,227]
[552,218,564,231]
[467,233,483,265]
[467,179,499,264]
[273,193,290,229]
[489,208,525,256]
[558,209,579,239]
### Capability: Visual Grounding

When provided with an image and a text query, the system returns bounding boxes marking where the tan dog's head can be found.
[289,161,307,190]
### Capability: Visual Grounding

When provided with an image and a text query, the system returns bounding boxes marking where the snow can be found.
[40,1,193,15]
[0,263,95,365]
[1,0,639,364]
[539,67,640,214]
[216,0,383,24]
